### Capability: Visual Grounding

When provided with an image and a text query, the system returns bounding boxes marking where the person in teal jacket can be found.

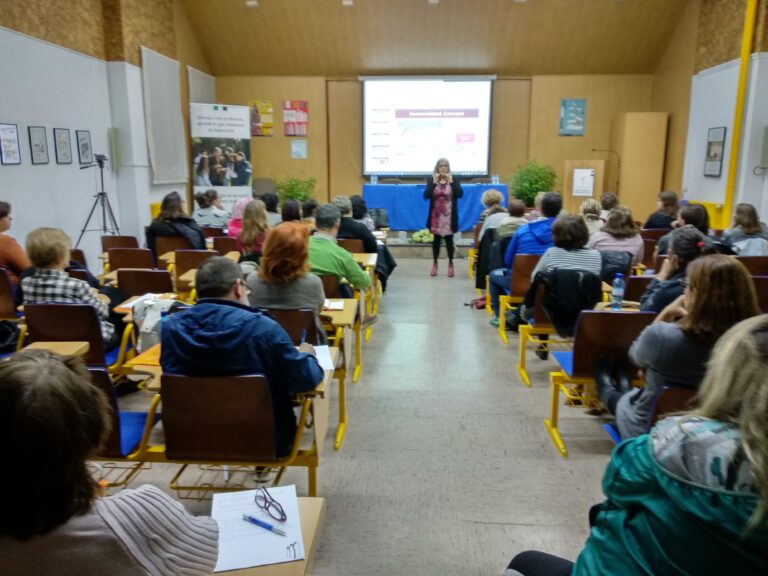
[505,314,768,576]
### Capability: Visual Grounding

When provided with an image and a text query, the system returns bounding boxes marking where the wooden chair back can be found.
[201,227,225,238]
[624,275,654,302]
[156,236,193,259]
[508,254,542,298]
[531,284,552,326]
[570,310,656,378]
[101,235,138,252]
[0,268,17,320]
[338,238,365,253]
[70,249,88,269]
[161,374,276,461]
[174,250,217,291]
[736,256,768,276]
[213,236,238,255]
[108,248,154,271]
[88,368,123,458]
[472,222,482,248]
[751,276,768,313]
[264,308,319,345]
[319,274,342,298]
[641,239,657,269]
[117,269,174,296]
[640,228,670,241]
[649,385,697,426]
[67,269,90,282]
[24,303,106,367]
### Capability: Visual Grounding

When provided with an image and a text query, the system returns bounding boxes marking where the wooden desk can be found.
[228,498,325,576]
[160,250,240,265]
[113,294,177,315]
[351,252,379,321]
[25,341,90,357]
[179,269,196,286]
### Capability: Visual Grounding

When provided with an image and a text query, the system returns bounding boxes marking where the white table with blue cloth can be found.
[362,183,509,232]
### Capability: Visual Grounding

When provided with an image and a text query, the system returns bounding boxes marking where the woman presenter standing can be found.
[424,157,463,277]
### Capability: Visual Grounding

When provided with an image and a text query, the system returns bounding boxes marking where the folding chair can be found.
[641,239,657,269]
[88,368,160,487]
[143,374,320,496]
[736,256,768,276]
[117,269,174,296]
[173,249,217,299]
[338,238,365,253]
[213,236,238,255]
[102,235,139,252]
[545,310,655,456]
[624,275,654,303]
[319,274,363,382]
[201,227,225,238]
[264,308,320,345]
[155,236,194,266]
[23,303,135,374]
[108,248,154,271]
[496,254,542,344]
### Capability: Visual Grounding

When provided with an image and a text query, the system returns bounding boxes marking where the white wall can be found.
[738,53,768,216]
[0,27,117,268]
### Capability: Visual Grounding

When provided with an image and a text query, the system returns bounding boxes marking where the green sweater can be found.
[308,235,371,289]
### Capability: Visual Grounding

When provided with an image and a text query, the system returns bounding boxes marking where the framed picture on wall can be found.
[76,130,93,165]
[0,123,21,165]
[704,127,726,177]
[53,128,72,164]
[28,126,49,165]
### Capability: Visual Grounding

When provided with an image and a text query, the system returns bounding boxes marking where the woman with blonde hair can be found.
[505,313,768,576]
[579,198,602,235]
[586,205,644,264]
[722,202,768,254]
[238,198,269,255]
[478,189,507,241]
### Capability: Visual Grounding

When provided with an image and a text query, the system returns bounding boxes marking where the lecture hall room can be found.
[2,1,768,575]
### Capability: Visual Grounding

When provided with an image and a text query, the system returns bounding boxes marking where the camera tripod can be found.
[76,154,120,248]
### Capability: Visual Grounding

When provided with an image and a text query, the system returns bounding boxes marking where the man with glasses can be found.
[160,256,323,458]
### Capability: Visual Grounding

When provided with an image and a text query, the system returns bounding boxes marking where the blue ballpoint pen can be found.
[242,514,287,536]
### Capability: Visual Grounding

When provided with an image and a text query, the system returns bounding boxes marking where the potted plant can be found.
[508,161,557,207]
[275,176,317,203]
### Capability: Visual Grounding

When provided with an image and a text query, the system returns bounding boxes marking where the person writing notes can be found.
[424,157,463,277]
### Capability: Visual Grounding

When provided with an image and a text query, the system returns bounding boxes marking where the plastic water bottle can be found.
[371,174,378,185]
[611,273,625,310]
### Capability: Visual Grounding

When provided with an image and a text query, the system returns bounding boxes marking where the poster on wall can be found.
[572,169,595,197]
[190,103,252,213]
[0,123,21,165]
[53,128,72,164]
[704,126,726,177]
[28,126,49,165]
[249,99,274,137]
[559,99,587,136]
[283,100,308,136]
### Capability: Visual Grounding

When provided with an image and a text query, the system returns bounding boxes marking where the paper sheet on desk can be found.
[212,485,305,572]
[313,345,334,370]
[323,299,344,310]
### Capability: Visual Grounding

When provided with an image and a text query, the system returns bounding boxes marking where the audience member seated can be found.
[640,225,716,313]
[722,202,768,255]
[247,222,326,342]
[525,191,548,222]
[656,203,716,256]
[146,191,205,259]
[477,189,507,241]
[488,192,562,322]
[350,195,375,231]
[580,198,603,235]
[530,214,602,280]
[263,192,283,228]
[643,190,678,229]
[302,198,319,229]
[308,204,371,295]
[0,350,220,576]
[193,189,229,229]
[161,256,323,457]
[505,313,768,576]
[0,201,31,287]
[586,206,644,265]
[281,200,302,222]
[597,254,759,438]
[237,198,269,255]
[227,196,252,240]
[22,228,118,348]
[599,191,618,221]
[495,199,529,239]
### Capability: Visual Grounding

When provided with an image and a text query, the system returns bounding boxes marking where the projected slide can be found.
[363,78,493,177]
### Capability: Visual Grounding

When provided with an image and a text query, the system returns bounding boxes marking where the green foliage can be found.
[410,229,434,244]
[508,161,557,207]
[275,176,317,203]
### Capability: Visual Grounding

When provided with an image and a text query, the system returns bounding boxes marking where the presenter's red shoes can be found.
[448,263,454,277]
[430,262,438,276]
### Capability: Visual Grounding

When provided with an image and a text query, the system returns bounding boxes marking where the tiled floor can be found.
[112,257,613,576]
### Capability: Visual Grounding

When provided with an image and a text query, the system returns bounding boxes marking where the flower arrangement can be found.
[410,229,434,243]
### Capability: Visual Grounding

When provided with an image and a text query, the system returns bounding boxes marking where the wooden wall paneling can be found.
[610,112,669,223]
[563,160,605,214]
[651,0,700,192]
[528,75,653,194]
[490,79,531,184]
[327,80,363,200]
[216,76,329,201]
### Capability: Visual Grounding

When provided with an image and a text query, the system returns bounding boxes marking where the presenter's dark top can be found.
[423,177,464,233]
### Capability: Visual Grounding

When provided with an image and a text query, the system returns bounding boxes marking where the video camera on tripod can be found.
[76,152,120,247]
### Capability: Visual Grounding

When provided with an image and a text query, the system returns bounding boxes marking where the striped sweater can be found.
[531,247,603,280]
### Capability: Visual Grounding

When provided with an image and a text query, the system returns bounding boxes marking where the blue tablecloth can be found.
[362,183,509,232]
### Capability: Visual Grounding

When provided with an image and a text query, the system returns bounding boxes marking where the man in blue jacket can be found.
[161,256,323,458]
[488,192,562,324]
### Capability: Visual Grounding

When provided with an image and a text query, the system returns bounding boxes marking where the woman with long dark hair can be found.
[424,157,463,277]
[145,191,205,258]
